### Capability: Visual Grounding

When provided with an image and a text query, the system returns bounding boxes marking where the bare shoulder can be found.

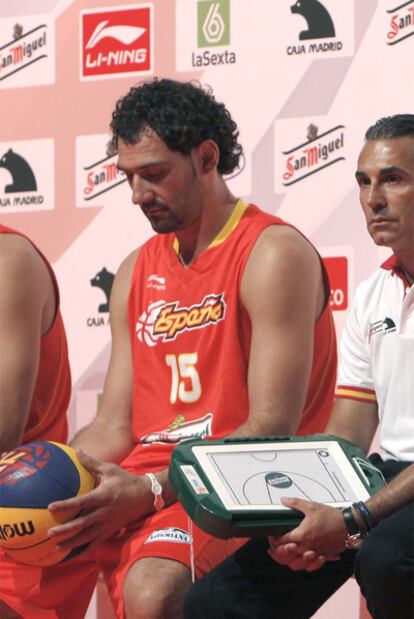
[109,247,141,315]
[241,224,323,320]
[0,232,49,291]
[249,224,320,270]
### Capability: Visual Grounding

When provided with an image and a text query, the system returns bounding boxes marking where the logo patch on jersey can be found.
[140,413,213,445]
[144,527,192,545]
[136,294,226,346]
[368,317,397,341]
[146,274,166,290]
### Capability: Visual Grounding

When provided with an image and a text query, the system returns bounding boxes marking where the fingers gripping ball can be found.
[0,441,95,566]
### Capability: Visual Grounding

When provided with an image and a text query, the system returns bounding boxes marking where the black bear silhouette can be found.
[90,267,115,313]
[0,149,37,193]
[291,0,335,40]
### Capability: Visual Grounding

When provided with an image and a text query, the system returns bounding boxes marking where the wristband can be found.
[145,473,165,512]
[353,501,378,531]
[341,506,364,550]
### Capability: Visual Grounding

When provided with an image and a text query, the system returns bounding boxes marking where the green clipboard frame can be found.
[169,434,385,539]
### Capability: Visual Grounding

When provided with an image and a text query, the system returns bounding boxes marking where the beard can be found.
[143,204,183,234]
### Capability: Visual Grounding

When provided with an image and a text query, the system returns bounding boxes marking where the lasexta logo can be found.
[198,0,230,47]
[81,4,152,79]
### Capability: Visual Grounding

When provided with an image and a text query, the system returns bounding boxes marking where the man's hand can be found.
[268,497,347,572]
[47,450,154,550]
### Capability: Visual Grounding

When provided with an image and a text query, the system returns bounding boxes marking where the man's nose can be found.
[131,177,154,206]
[366,182,386,210]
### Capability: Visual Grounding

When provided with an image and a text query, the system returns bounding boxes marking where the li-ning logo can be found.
[86,22,146,48]
[386,1,414,46]
[0,521,35,541]
[136,294,226,347]
[198,0,230,47]
[147,275,166,290]
[368,317,397,341]
[83,142,127,200]
[0,23,48,82]
[282,124,345,186]
[81,4,152,79]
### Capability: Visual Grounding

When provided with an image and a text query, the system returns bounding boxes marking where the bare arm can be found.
[233,225,325,437]
[269,462,414,572]
[326,397,379,453]
[70,249,138,463]
[0,234,55,453]
[49,249,173,547]
[268,398,381,570]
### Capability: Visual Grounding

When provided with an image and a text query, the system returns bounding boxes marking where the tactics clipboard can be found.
[168,434,385,539]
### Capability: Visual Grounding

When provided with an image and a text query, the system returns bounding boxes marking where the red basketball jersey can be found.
[0,224,70,444]
[121,202,336,473]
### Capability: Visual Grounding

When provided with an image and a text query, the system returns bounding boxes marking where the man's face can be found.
[355,136,414,254]
[117,130,203,234]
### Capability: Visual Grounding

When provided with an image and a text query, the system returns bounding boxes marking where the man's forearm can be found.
[70,417,135,463]
[365,463,414,522]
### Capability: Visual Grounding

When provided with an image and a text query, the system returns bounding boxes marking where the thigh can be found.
[98,502,244,618]
[185,538,356,619]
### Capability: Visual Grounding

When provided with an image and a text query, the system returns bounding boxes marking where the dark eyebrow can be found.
[116,160,168,174]
[355,166,406,179]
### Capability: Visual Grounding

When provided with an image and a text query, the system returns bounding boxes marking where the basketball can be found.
[0,441,95,566]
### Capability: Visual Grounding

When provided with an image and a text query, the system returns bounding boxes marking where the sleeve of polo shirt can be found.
[335,284,377,404]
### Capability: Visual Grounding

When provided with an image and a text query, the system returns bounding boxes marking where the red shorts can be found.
[0,550,98,619]
[96,502,245,619]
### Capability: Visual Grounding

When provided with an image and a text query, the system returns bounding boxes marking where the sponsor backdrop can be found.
[1,0,412,617]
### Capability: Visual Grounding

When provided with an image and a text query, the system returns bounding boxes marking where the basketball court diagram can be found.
[198,446,362,508]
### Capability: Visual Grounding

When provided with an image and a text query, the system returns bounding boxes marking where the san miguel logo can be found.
[386,1,414,45]
[136,294,226,347]
[281,124,345,186]
[286,0,347,56]
[141,413,213,445]
[80,4,153,80]
[0,23,48,82]
[82,141,127,201]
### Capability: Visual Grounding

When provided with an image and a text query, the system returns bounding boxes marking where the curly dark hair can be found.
[110,78,243,175]
[365,114,414,141]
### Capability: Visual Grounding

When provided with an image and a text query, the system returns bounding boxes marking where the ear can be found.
[194,140,220,175]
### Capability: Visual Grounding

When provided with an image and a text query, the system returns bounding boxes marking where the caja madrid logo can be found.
[0,139,53,213]
[281,123,345,186]
[136,294,226,347]
[291,0,335,40]
[80,4,153,80]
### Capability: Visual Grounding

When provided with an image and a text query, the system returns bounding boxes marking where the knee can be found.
[123,575,188,619]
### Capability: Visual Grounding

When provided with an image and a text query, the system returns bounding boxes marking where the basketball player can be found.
[47,78,337,619]
[0,227,97,619]
[184,114,414,619]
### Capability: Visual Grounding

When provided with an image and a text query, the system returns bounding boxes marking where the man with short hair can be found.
[47,78,337,619]
[184,114,414,619]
